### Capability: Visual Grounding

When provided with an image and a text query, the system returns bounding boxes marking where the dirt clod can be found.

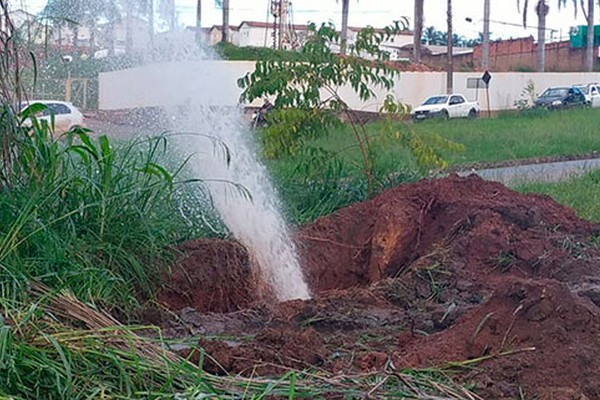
[157,174,600,398]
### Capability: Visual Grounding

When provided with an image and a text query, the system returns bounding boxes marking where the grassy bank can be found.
[515,169,600,222]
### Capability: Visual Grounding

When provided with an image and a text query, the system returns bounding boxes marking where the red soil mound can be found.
[158,174,600,398]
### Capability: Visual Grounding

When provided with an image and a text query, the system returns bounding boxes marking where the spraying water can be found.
[151,33,311,301]
[173,105,310,301]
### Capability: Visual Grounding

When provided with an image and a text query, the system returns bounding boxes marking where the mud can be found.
[157,174,600,398]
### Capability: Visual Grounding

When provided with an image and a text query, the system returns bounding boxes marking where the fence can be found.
[34,78,98,111]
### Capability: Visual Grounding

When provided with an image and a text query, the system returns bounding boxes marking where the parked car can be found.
[20,100,85,135]
[412,94,479,121]
[573,83,600,107]
[534,87,587,110]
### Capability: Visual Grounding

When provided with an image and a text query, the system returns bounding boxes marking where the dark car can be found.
[534,86,587,109]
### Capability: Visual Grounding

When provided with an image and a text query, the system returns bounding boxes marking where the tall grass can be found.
[0,285,480,399]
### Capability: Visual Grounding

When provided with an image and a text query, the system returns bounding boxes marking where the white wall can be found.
[238,25,273,47]
[99,61,600,112]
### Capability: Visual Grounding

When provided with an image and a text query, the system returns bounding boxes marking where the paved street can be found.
[460,158,600,184]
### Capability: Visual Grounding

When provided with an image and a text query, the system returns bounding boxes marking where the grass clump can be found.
[515,169,600,222]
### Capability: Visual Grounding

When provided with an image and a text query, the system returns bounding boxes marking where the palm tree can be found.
[222,0,229,42]
[196,0,202,45]
[582,0,595,71]
[518,0,580,72]
[339,0,350,55]
[413,0,424,62]
[422,26,442,45]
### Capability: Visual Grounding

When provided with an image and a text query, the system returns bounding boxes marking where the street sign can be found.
[467,78,487,89]
[482,70,492,85]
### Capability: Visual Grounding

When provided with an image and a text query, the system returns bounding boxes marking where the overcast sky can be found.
[18,0,592,42]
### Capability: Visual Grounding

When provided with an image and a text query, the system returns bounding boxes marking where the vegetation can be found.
[516,169,600,222]
[239,21,459,214]
[281,107,600,169]
[214,42,307,61]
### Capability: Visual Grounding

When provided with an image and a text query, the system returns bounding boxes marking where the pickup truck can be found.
[412,94,480,121]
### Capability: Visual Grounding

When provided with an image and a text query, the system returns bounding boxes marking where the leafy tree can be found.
[238,22,459,194]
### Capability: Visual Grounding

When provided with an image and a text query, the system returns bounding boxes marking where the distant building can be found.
[202,21,413,54]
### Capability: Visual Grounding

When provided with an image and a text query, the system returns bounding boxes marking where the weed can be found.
[416,264,452,303]
[492,251,516,272]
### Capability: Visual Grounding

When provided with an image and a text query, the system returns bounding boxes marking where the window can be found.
[449,96,465,105]
[423,96,448,105]
[46,103,71,115]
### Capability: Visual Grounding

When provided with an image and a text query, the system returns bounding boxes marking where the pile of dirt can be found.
[157,174,600,398]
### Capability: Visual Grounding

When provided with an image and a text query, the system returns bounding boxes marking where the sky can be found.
[17,0,593,42]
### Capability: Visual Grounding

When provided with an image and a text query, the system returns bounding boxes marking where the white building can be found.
[203,21,414,53]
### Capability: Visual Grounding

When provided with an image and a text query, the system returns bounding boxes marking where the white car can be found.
[412,94,480,121]
[574,83,600,107]
[20,100,85,136]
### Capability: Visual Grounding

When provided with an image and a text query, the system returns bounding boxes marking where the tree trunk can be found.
[125,0,133,52]
[340,0,349,55]
[73,24,79,49]
[195,0,202,45]
[221,0,229,42]
[446,0,453,94]
[108,19,115,56]
[482,0,490,70]
[413,0,423,62]
[536,1,548,72]
[586,0,594,71]
[90,19,96,55]
[148,0,154,48]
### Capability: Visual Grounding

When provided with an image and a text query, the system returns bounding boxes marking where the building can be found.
[204,21,413,53]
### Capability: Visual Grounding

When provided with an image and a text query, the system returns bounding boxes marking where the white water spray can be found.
[150,33,310,301]
[176,104,310,301]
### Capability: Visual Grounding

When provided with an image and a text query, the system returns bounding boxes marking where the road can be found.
[458,158,600,185]
[86,117,160,139]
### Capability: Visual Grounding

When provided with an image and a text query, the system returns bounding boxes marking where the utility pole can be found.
[482,0,490,70]
[278,0,289,49]
[446,0,453,94]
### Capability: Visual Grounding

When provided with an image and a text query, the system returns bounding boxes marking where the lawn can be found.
[312,107,600,169]
[268,107,600,223]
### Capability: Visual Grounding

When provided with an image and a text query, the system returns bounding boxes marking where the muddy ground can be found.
[155,174,600,399]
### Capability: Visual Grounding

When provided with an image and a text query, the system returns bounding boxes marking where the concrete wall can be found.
[99,61,600,112]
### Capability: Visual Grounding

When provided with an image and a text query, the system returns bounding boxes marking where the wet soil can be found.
[156,174,600,399]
